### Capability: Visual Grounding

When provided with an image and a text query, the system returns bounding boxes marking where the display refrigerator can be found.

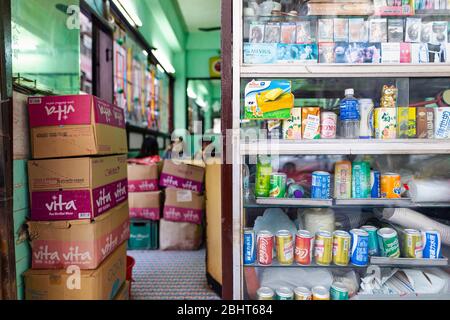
[231,0,450,300]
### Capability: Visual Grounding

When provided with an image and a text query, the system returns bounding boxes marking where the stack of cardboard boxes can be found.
[23,95,130,300]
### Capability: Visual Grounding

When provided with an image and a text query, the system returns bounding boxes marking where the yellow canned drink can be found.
[403,229,423,258]
[276,230,294,265]
[314,231,333,266]
[332,230,351,266]
[294,287,312,300]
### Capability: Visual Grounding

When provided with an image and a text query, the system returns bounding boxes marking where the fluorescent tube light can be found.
[111,0,143,28]
[152,49,176,74]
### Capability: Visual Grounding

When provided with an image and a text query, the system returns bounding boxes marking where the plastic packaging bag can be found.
[259,267,334,291]
[253,208,297,236]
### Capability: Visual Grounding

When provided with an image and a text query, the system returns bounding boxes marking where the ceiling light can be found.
[152,49,176,74]
[111,0,143,28]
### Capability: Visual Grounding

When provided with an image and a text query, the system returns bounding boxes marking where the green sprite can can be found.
[377,227,400,258]
[330,282,349,300]
[361,225,379,256]
[255,156,272,197]
[276,287,294,300]
[352,161,371,199]
[269,173,287,198]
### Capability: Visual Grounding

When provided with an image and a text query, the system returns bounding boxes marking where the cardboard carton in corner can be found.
[24,243,127,300]
[28,155,128,221]
[28,95,127,159]
[127,163,159,192]
[129,191,161,220]
[159,160,205,193]
[114,281,130,300]
[163,188,204,225]
[27,202,130,270]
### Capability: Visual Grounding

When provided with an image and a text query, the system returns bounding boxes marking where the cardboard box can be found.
[127,163,159,192]
[27,202,130,269]
[28,95,127,159]
[114,281,130,300]
[163,188,204,225]
[24,243,126,300]
[159,160,205,193]
[159,219,203,251]
[28,155,128,221]
[129,191,161,220]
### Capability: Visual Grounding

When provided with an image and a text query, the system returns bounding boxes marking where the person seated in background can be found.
[163,137,185,160]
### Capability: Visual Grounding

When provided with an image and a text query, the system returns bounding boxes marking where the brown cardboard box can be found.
[163,188,204,225]
[127,163,159,192]
[28,155,128,221]
[159,219,203,251]
[159,160,205,193]
[24,243,127,300]
[129,191,161,220]
[27,202,130,270]
[114,281,130,300]
[28,95,127,159]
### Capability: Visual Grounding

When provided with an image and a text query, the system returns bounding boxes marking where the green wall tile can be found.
[13,160,29,211]
[16,255,31,288]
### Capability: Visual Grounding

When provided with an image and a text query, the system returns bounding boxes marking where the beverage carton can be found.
[163,188,204,225]
[416,107,434,139]
[435,107,450,139]
[127,163,159,192]
[129,191,161,221]
[397,107,416,138]
[159,160,205,193]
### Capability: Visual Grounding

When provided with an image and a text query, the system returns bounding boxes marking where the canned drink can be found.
[332,230,351,266]
[330,282,349,300]
[257,230,274,265]
[314,231,333,266]
[276,230,294,265]
[295,230,314,265]
[312,286,330,300]
[370,170,381,199]
[321,112,337,139]
[422,230,442,259]
[243,228,256,265]
[334,161,352,199]
[269,173,287,198]
[255,156,272,198]
[294,287,312,300]
[377,228,400,258]
[381,173,401,199]
[287,181,305,199]
[359,99,374,139]
[257,287,275,300]
[276,287,294,300]
[361,225,379,256]
[311,171,331,199]
[403,229,423,258]
[350,229,369,266]
[352,161,371,199]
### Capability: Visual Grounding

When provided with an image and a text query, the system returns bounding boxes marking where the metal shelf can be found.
[335,198,413,207]
[240,64,450,78]
[240,139,450,155]
[353,293,450,300]
[244,260,366,268]
[254,197,332,207]
[371,256,449,267]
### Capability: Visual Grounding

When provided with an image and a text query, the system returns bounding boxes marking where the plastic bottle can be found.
[339,89,360,139]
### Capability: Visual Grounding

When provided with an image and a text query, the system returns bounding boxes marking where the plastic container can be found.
[339,89,360,139]
[128,220,159,250]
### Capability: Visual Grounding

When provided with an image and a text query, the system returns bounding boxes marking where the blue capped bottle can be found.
[339,88,360,139]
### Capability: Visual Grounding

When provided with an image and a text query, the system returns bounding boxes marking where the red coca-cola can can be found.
[295,230,314,265]
[257,230,273,266]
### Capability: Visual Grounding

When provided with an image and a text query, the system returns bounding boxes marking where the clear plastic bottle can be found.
[339,88,360,139]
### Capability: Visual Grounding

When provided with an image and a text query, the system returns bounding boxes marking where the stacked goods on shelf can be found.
[159,160,205,250]
[24,95,129,300]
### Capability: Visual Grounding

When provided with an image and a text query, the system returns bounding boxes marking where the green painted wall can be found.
[186,31,221,78]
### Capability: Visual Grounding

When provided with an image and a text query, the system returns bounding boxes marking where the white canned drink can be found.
[321,112,337,139]
[359,99,374,139]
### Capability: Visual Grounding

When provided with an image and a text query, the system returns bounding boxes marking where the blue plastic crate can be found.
[128,220,159,250]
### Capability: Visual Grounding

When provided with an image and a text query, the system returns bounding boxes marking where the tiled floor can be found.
[128,249,221,300]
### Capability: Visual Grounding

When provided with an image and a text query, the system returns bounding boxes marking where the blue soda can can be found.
[311,171,331,199]
[243,228,256,265]
[422,230,442,259]
[361,225,379,256]
[370,170,381,199]
[350,229,369,266]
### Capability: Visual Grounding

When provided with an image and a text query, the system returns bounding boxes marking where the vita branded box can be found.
[129,191,161,221]
[28,95,127,159]
[128,163,159,192]
[163,188,204,225]
[27,201,130,270]
[417,107,435,139]
[397,107,416,138]
[28,155,128,221]
[159,160,205,193]
[435,107,450,139]
[24,243,127,300]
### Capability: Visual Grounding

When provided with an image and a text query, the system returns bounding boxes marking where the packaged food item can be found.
[352,161,370,199]
[295,230,314,265]
[257,287,275,300]
[243,228,256,265]
[370,170,381,199]
[129,191,161,220]
[311,171,331,199]
[282,107,302,139]
[163,188,204,225]
[350,229,369,266]
[128,163,160,192]
[434,107,450,139]
[244,80,294,119]
[269,173,287,198]
[267,120,282,139]
[294,287,312,300]
[380,85,398,108]
[257,230,274,265]
[276,230,294,265]
[276,287,294,300]
[332,230,351,266]
[359,99,374,139]
[381,173,401,199]
[302,107,321,140]
[397,107,417,138]
[320,112,337,139]
[422,230,442,259]
[377,228,401,258]
[159,160,205,193]
[375,108,397,139]
[314,231,333,266]
[255,156,272,197]
[416,107,435,139]
[330,282,349,300]
[403,229,423,258]
[361,225,379,256]
[312,286,330,300]
[334,161,352,199]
